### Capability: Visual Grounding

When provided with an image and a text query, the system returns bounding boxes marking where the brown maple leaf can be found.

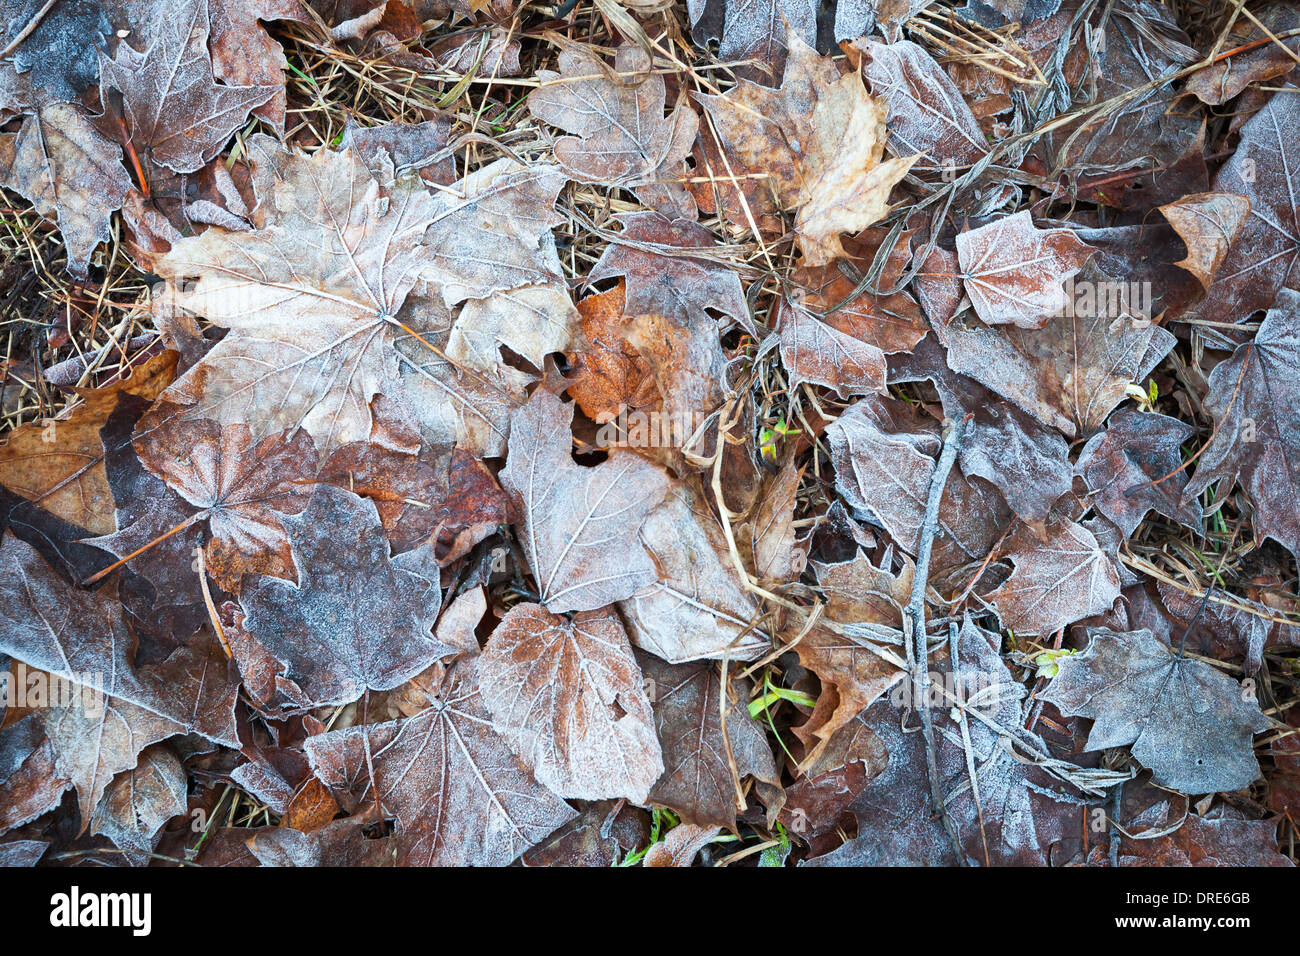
[478,602,663,802]
[99,0,277,174]
[304,663,576,866]
[698,26,916,265]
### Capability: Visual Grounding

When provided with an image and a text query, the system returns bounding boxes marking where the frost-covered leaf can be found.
[238,486,453,707]
[528,44,697,219]
[0,104,131,277]
[500,390,669,613]
[986,519,1121,636]
[90,743,187,860]
[1042,628,1272,793]
[1183,290,1300,562]
[955,212,1096,329]
[1159,192,1252,291]
[639,652,778,828]
[154,137,439,453]
[99,0,277,174]
[0,0,110,103]
[933,297,1176,439]
[1190,91,1300,325]
[479,602,663,802]
[620,483,767,663]
[854,38,987,167]
[304,664,576,866]
[1075,408,1202,537]
[778,296,888,398]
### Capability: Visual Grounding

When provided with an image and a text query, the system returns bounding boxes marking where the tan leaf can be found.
[1159,191,1252,291]
[955,212,1096,329]
[500,390,670,613]
[0,104,131,277]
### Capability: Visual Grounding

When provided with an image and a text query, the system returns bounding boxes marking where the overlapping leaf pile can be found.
[1,0,1298,867]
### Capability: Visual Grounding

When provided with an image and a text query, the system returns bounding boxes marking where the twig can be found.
[906,414,970,864]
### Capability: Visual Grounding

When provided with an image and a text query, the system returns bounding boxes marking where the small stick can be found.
[907,414,970,864]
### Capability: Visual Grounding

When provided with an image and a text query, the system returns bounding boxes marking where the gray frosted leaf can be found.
[2,0,111,102]
[501,390,670,613]
[238,486,453,707]
[1042,628,1272,793]
[1075,407,1203,537]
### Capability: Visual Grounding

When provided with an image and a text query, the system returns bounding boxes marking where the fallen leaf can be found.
[499,390,669,613]
[479,602,663,802]
[1044,628,1272,793]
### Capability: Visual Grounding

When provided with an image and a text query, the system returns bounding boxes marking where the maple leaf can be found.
[520,800,649,867]
[1182,290,1300,562]
[853,38,988,167]
[698,27,916,265]
[344,117,457,188]
[932,294,1176,439]
[1190,91,1300,325]
[567,284,659,426]
[304,664,576,866]
[499,390,669,613]
[130,411,319,588]
[0,103,132,277]
[152,136,440,453]
[238,486,453,707]
[478,602,663,802]
[1159,192,1252,292]
[955,212,1096,329]
[447,284,580,386]
[99,0,277,174]
[620,482,767,663]
[986,518,1122,637]
[639,652,779,828]
[589,212,752,333]
[90,743,186,862]
[528,44,697,219]
[1075,408,1203,537]
[1042,628,1272,793]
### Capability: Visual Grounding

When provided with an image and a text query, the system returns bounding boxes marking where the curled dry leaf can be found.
[90,743,187,861]
[698,27,916,266]
[500,390,669,613]
[1043,628,1272,793]
[1158,192,1252,291]
[478,602,663,802]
